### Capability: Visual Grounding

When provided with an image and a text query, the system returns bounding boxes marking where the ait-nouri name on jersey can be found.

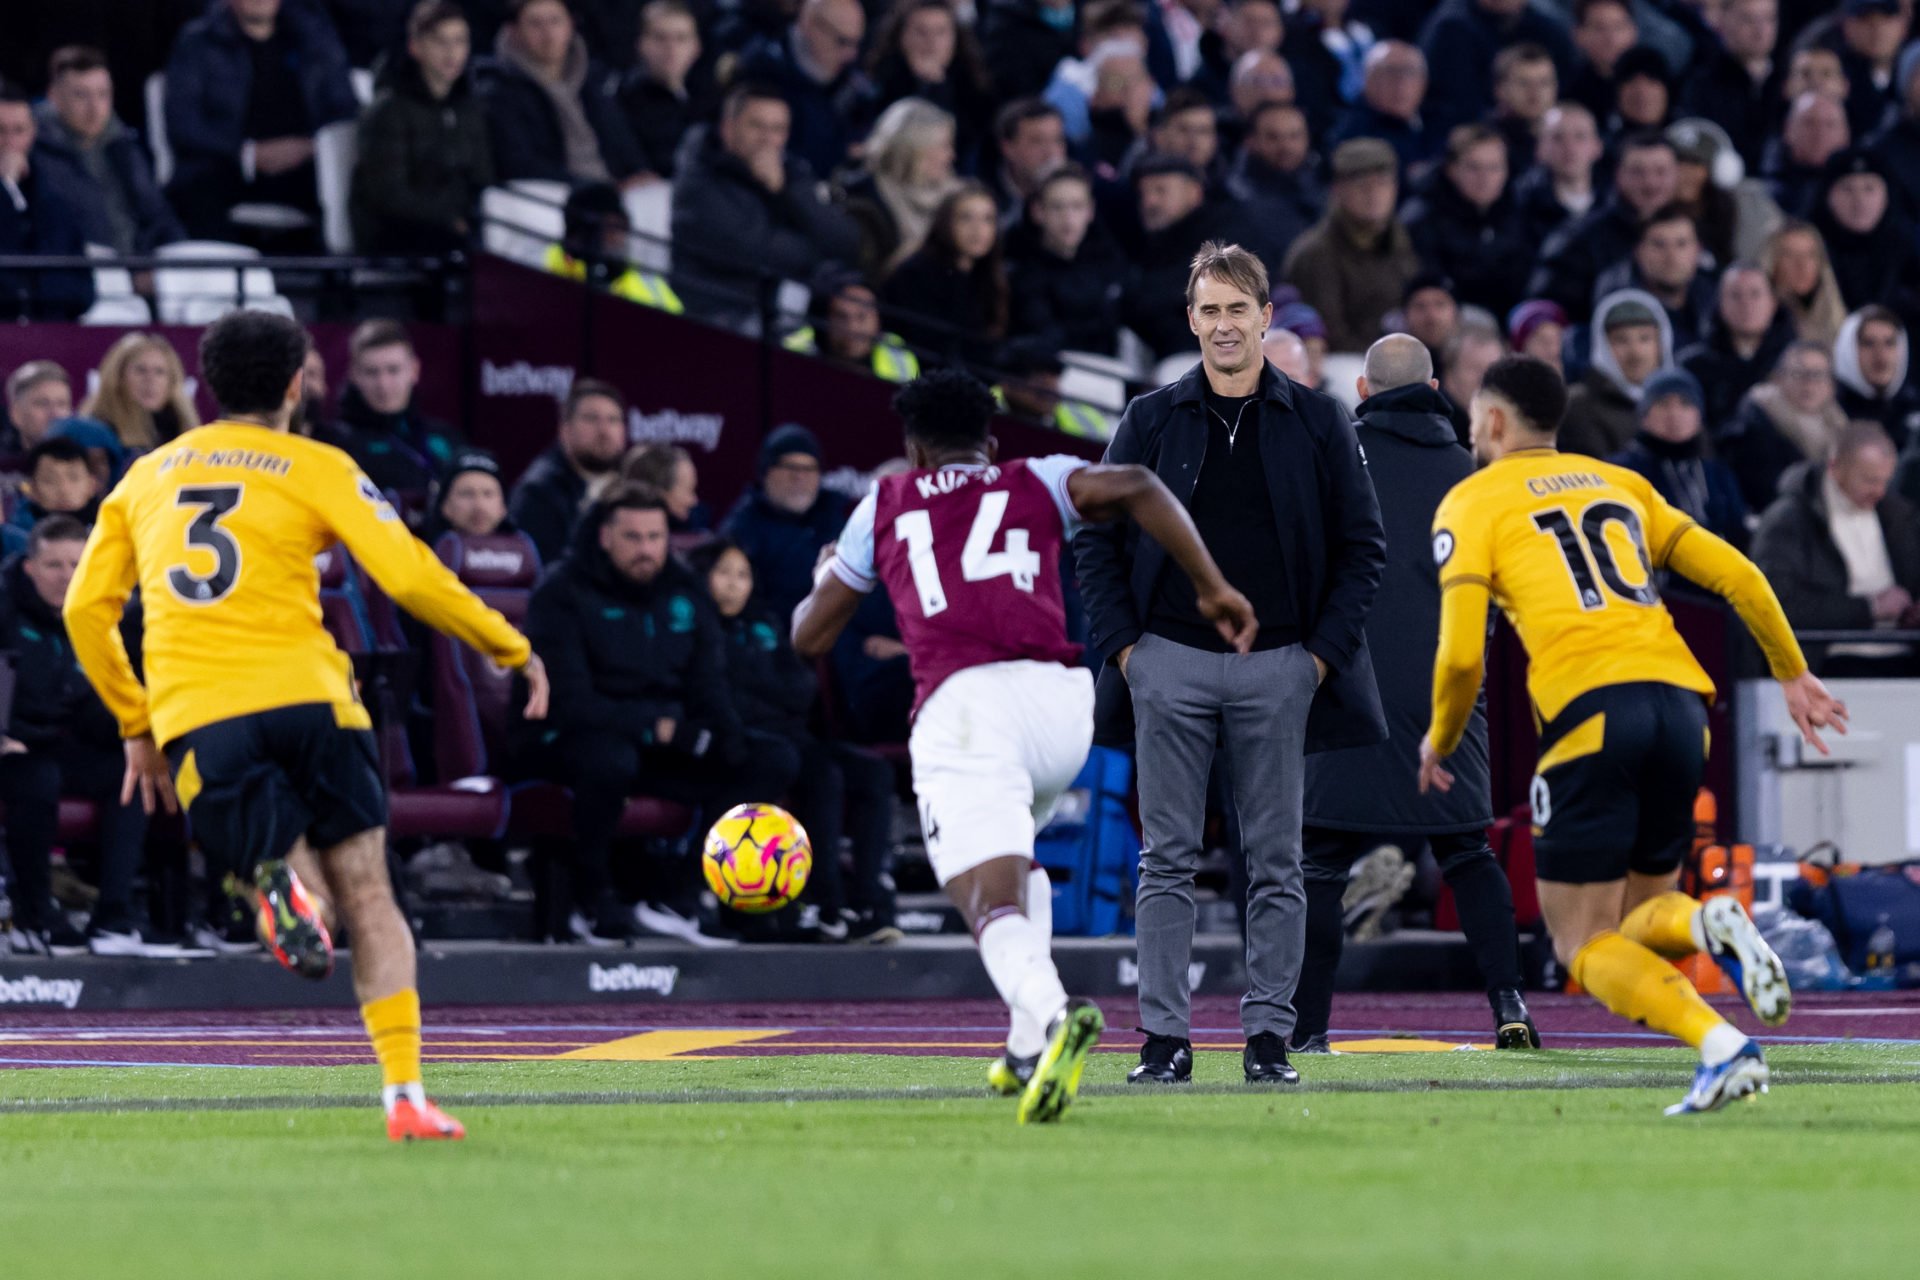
[828,456,1088,715]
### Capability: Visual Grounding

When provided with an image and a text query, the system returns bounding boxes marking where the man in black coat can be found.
[1677,0,1784,172]
[472,0,645,186]
[0,517,151,955]
[32,47,184,255]
[0,85,96,322]
[1075,243,1387,1086]
[1528,130,1678,318]
[1678,264,1798,431]
[335,319,464,508]
[1401,123,1532,318]
[508,378,629,565]
[1292,335,1534,1052]
[519,489,763,945]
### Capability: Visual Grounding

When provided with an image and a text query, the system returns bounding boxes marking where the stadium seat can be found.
[154,241,294,324]
[145,73,173,186]
[314,121,359,254]
[1151,352,1199,386]
[480,181,568,269]
[1058,363,1127,413]
[1320,353,1366,410]
[80,248,153,325]
[623,181,672,274]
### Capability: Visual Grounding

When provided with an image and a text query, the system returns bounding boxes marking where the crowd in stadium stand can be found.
[7,0,1920,951]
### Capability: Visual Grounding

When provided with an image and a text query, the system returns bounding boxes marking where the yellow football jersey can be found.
[1427,447,1806,754]
[65,421,531,747]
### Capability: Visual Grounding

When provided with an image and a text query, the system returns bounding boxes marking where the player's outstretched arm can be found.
[792,543,863,659]
[1066,464,1256,653]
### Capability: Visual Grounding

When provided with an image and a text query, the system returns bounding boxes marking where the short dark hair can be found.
[563,377,626,420]
[26,436,90,477]
[723,80,789,122]
[1034,161,1092,200]
[1574,0,1633,22]
[198,310,310,418]
[349,318,414,361]
[1617,128,1676,159]
[621,441,692,491]
[893,369,997,453]
[1244,100,1303,133]
[640,0,696,35]
[407,1,468,40]
[684,536,744,579]
[26,514,89,558]
[996,97,1061,144]
[48,46,109,82]
[1637,201,1696,240]
[1478,355,1568,436]
[0,79,30,108]
[1154,87,1215,125]
[1857,303,1905,336]
[1082,0,1145,40]
[509,0,569,21]
[596,482,670,522]
[1493,42,1552,80]
[1445,123,1503,164]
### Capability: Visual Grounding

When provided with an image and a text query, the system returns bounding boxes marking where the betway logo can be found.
[1117,958,1207,991]
[588,962,680,996]
[0,975,85,1009]
[628,407,723,450]
[480,360,576,399]
[463,548,525,575]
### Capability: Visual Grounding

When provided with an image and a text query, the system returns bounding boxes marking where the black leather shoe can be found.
[1127,1032,1193,1084]
[1243,1031,1300,1084]
[1491,988,1541,1049]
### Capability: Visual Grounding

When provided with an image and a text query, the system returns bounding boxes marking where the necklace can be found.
[1209,398,1253,450]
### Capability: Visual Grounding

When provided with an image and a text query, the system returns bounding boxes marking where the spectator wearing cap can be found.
[836,97,961,278]
[1766,92,1850,219]
[1224,103,1320,267]
[616,0,716,183]
[1326,41,1436,174]
[1666,117,1784,269]
[1835,305,1920,449]
[2,361,73,458]
[1677,0,1782,172]
[160,0,358,241]
[337,319,465,506]
[0,83,95,322]
[1485,42,1557,171]
[1417,0,1575,136]
[1753,420,1920,676]
[1720,339,1847,512]
[737,0,876,180]
[1530,130,1678,318]
[880,181,1009,368]
[422,448,513,545]
[1274,296,1329,388]
[1283,138,1418,353]
[1508,298,1568,369]
[1828,0,1909,143]
[1512,103,1605,246]
[349,1,496,255]
[783,271,921,382]
[1398,272,1460,366]
[1566,0,1639,121]
[509,379,630,564]
[1006,164,1129,357]
[1605,46,1675,139]
[722,423,851,623]
[1594,202,1717,349]
[1609,367,1749,546]
[620,442,710,534]
[1122,154,1248,359]
[1402,123,1532,318]
[1561,288,1675,457]
[1814,147,1920,323]
[48,417,131,491]
[2,437,101,556]
[980,0,1080,103]
[30,46,183,257]
[476,0,645,187]
[1679,262,1797,431]
[1866,42,1920,218]
[670,82,861,332]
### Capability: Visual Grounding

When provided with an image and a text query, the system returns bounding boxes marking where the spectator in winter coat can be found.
[1508,297,1568,370]
[1752,421,1920,676]
[1677,0,1782,172]
[349,2,495,254]
[475,0,645,187]
[736,0,876,180]
[1763,91,1849,220]
[1511,102,1605,245]
[1223,102,1320,266]
[161,0,357,239]
[1604,45,1676,140]
[1401,124,1532,318]
[865,0,997,171]
[1609,367,1749,548]
[1122,154,1254,358]
[1833,305,1920,450]
[836,97,960,279]
[1417,0,1575,136]
[1761,219,1849,349]
[881,182,1010,369]
[1,361,71,459]
[783,269,922,384]
[1529,130,1678,318]
[30,46,183,256]
[1,438,101,558]
[1593,203,1717,350]
[1560,288,1674,458]
[419,448,512,546]
[1678,263,1798,431]
[1006,164,1128,356]
[0,517,151,954]
[335,320,463,507]
[1188,0,1285,109]
[1718,339,1847,512]
[722,423,852,624]
[617,0,716,182]
[620,442,710,534]
[1827,0,1908,143]
[691,540,900,940]
[1565,0,1639,120]
[670,83,862,331]
[1283,137,1419,353]
[979,0,1079,103]
[80,333,198,451]
[988,99,1068,223]
[1865,43,1920,220]
[509,379,630,565]
[1485,42,1557,170]
[1282,0,1373,143]
[1812,146,1920,325]
[0,86,95,322]
[1326,41,1437,174]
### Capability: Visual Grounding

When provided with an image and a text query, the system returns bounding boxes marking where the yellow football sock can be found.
[361,988,422,1089]
[1619,891,1705,959]
[1570,931,1725,1050]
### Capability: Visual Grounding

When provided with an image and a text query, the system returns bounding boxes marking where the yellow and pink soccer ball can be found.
[702,803,812,912]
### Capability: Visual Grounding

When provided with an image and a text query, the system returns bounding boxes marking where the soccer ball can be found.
[702,803,812,913]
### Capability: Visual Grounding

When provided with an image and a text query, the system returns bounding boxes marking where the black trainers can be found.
[1127,1031,1193,1084]
[1244,1031,1300,1084]
[1491,988,1541,1049]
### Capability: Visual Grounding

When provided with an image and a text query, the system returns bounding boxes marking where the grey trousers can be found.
[1128,632,1318,1039]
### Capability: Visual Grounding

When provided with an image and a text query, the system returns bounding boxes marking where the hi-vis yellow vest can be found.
[781,327,920,383]
[543,245,684,313]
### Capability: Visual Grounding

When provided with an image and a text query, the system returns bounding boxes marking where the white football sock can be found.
[978,910,1067,1060]
[381,1082,426,1115]
[1699,1023,1748,1068]
[1027,866,1053,947]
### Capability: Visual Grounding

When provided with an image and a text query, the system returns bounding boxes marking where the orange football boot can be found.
[387,1097,466,1142]
[240,860,334,980]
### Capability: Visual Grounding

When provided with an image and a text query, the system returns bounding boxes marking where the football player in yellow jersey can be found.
[64,312,549,1142]
[1415,355,1849,1116]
